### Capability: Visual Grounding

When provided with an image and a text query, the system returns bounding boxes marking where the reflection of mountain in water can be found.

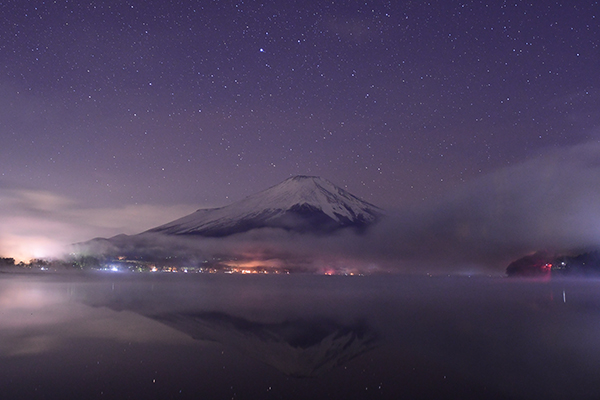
[78,281,378,377]
[150,311,377,377]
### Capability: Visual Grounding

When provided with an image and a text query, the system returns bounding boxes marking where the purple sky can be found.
[1,1,599,261]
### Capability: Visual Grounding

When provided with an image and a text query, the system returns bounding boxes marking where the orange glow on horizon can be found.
[224,259,285,269]
[0,235,66,263]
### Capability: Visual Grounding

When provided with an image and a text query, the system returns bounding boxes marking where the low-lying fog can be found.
[7,142,600,274]
[1,273,600,399]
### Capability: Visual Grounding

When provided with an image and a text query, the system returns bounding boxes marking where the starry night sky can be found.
[2,1,600,261]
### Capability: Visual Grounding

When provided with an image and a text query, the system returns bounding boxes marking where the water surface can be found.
[1,273,599,399]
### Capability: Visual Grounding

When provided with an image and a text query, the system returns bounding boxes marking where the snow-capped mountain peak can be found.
[147,175,382,237]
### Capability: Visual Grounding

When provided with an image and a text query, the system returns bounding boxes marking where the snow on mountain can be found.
[146,175,382,237]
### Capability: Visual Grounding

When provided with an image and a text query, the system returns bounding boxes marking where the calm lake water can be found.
[1,272,599,399]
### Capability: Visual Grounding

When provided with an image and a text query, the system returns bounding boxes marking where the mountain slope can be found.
[146,175,382,237]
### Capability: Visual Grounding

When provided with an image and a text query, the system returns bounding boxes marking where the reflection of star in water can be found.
[150,311,378,377]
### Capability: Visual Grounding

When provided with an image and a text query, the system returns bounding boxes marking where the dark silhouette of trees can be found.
[0,257,15,268]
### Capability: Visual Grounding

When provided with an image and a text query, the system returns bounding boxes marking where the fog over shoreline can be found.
[4,141,600,272]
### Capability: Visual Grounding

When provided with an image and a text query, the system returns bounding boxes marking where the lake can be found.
[1,272,599,399]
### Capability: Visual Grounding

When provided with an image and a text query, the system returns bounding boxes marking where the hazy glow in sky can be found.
[0,187,195,261]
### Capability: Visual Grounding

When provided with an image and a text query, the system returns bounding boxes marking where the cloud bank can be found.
[6,141,600,272]
[0,186,196,261]
[79,142,600,273]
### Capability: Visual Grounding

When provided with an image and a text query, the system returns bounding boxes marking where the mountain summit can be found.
[147,175,382,237]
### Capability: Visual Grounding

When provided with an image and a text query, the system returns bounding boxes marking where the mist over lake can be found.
[1,272,600,399]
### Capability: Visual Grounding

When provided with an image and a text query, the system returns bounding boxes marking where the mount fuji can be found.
[146,175,382,237]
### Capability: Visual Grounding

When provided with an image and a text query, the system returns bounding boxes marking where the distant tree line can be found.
[0,256,89,270]
[507,250,600,277]
[0,257,15,267]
